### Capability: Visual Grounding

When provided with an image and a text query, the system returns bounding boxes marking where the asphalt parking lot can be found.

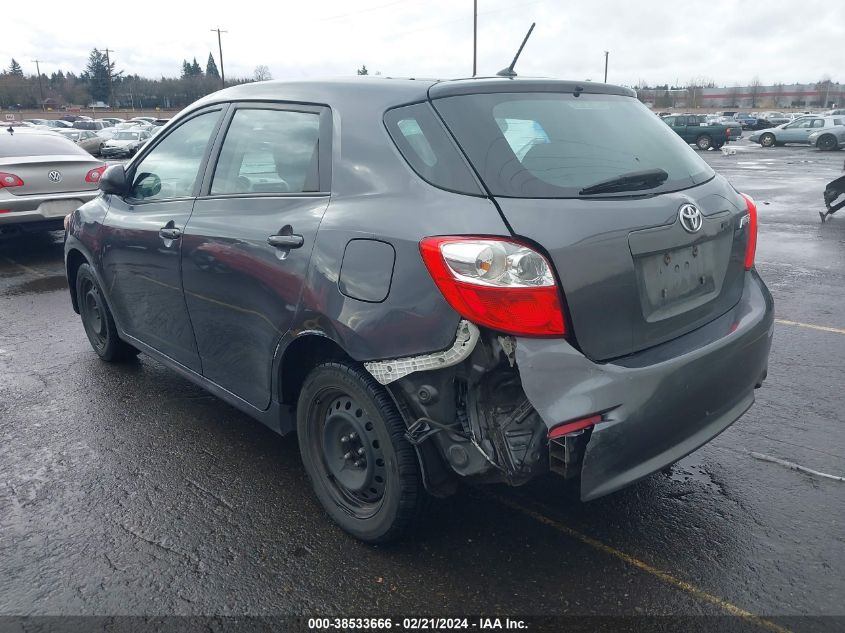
[1,137,843,632]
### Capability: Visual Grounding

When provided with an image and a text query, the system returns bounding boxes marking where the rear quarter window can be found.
[384,103,482,196]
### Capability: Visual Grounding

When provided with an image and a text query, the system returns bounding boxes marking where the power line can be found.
[210,28,227,89]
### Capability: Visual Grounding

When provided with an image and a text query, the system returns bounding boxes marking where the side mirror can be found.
[99,164,128,196]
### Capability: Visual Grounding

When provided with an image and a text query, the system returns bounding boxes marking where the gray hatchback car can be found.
[64,77,773,542]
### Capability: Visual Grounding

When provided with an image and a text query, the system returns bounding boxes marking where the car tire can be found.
[817,134,838,151]
[76,263,140,362]
[297,361,427,543]
[760,133,776,148]
[695,134,712,150]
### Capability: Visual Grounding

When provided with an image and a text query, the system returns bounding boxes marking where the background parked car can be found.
[72,120,108,131]
[758,111,790,126]
[100,129,151,157]
[734,112,758,129]
[749,115,845,147]
[99,117,125,126]
[663,114,733,149]
[0,128,104,234]
[56,129,105,155]
[808,124,845,151]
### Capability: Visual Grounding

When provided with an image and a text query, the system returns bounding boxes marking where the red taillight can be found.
[548,414,601,439]
[740,193,757,270]
[419,236,566,337]
[85,165,106,183]
[0,172,24,189]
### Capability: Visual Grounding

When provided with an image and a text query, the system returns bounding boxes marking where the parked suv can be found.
[64,78,773,542]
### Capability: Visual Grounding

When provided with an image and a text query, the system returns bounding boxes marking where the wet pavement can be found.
[0,138,843,631]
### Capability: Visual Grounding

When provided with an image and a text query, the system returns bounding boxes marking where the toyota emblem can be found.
[679,204,703,233]
[48,170,63,183]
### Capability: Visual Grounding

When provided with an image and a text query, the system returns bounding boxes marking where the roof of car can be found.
[190,76,636,111]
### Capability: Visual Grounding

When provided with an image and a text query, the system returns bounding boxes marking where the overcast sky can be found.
[6,0,844,87]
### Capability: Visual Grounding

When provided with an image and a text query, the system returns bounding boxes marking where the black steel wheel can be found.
[817,134,838,151]
[76,263,139,362]
[297,361,427,543]
[695,134,712,150]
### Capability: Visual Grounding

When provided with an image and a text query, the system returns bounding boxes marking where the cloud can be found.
[5,0,843,86]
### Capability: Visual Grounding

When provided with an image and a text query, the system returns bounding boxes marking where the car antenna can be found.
[496,22,535,78]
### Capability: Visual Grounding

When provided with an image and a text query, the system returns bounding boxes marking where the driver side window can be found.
[129,110,220,201]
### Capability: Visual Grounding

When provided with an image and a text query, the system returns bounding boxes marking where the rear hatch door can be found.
[431,83,750,360]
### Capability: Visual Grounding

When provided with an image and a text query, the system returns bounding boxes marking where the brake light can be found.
[739,193,757,270]
[85,166,106,183]
[0,172,24,189]
[419,236,566,337]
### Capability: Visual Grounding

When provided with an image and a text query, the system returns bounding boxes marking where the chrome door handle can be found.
[159,227,181,240]
[267,234,304,249]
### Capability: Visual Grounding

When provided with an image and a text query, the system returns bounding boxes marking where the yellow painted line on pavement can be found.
[775,319,845,336]
[492,494,793,633]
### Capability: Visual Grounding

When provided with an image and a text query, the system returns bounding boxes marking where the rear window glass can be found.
[433,92,715,198]
[0,132,87,158]
[384,103,481,196]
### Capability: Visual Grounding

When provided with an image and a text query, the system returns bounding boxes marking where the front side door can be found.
[99,107,226,371]
[779,118,815,142]
[181,103,332,409]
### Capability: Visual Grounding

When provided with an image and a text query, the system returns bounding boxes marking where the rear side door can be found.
[99,106,226,372]
[181,103,332,409]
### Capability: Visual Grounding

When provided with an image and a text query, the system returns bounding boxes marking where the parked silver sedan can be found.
[808,125,845,151]
[56,129,106,156]
[0,129,104,235]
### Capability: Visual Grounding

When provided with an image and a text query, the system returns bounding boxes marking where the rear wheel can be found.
[695,134,712,150]
[760,133,776,148]
[297,361,427,543]
[76,263,139,362]
[817,134,838,151]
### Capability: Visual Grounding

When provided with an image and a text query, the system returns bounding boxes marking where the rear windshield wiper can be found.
[579,168,669,196]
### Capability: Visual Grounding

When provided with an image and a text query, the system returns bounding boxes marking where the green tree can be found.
[181,60,191,78]
[191,57,203,77]
[9,59,23,76]
[206,53,220,79]
[84,48,115,102]
[357,65,368,76]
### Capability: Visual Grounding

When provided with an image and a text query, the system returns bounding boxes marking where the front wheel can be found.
[760,133,776,148]
[817,134,838,151]
[695,134,712,150]
[297,361,427,543]
[76,263,139,362]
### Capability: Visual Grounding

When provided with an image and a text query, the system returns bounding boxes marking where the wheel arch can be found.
[65,247,89,314]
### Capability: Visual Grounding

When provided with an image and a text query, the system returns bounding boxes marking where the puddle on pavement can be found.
[3,275,67,296]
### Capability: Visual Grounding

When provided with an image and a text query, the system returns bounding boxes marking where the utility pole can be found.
[472,0,477,77]
[211,28,227,89]
[103,48,115,109]
[32,60,45,110]
[603,51,609,83]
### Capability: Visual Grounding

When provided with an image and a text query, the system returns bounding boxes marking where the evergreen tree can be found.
[206,53,220,79]
[191,57,203,77]
[9,59,23,76]
[181,60,191,78]
[357,65,368,76]
[84,49,114,102]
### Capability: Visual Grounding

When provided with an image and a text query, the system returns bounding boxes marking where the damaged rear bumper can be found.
[515,271,774,500]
